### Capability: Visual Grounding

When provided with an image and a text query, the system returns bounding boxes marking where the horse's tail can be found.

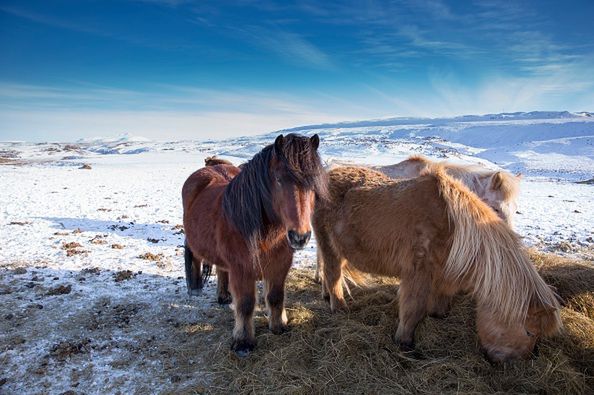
[429,165,561,332]
[184,239,211,296]
[342,264,370,292]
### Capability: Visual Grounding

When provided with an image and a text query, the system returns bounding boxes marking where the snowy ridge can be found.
[2,111,593,180]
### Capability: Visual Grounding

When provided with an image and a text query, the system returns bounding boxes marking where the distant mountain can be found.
[280,111,592,133]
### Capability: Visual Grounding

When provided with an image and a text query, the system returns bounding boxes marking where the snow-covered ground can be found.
[1,111,593,393]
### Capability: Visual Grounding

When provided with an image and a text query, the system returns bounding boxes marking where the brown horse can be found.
[313,165,561,362]
[182,134,325,356]
[199,156,239,305]
[204,156,234,166]
[375,155,521,226]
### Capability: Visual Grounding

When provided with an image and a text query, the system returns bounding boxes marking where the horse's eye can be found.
[526,330,535,337]
[275,176,282,185]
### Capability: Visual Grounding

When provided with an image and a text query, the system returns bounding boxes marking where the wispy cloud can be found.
[232,26,334,69]
[0,4,197,50]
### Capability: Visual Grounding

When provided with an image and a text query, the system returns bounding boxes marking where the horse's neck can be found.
[445,166,486,195]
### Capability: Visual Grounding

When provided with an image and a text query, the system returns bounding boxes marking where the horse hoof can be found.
[270,324,289,335]
[217,294,232,305]
[330,300,348,313]
[187,287,202,297]
[395,337,415,352]
[231,339,255,358]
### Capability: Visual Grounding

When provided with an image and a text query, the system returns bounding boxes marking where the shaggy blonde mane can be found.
[383,155,521,200]
[426,164,560,328]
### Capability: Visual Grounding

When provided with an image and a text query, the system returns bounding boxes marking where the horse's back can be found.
[376,156,430,179]
[326,166,391,202]
[182,164,240,212]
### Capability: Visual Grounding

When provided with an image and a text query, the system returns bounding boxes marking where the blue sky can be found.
[1,0,593,141]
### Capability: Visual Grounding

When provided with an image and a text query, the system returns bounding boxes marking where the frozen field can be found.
[1,111,593,393]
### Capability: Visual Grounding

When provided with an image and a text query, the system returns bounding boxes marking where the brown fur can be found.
[313,165,561,362]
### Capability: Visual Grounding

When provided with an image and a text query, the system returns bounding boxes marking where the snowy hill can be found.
[3,111,593,180]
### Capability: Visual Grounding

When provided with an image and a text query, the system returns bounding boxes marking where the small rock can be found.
[4,313,14,320]
[13,267,27,275]
[0,378,6,386]
[66,249,87,257]
[79,164,92,170]
[8,221,31,226]
[0,286,12,295]
[114,270,135,282]
[138,252,163,261]
[47,285,72,296]
[62,242,82,250]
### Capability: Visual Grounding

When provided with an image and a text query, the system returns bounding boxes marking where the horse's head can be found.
[481,172,521,227]
[269,134,325,250]
[477,301,561,363]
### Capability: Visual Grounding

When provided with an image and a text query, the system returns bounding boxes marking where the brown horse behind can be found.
[204,156,234,167]
[182,134,325,356]
[376,155,521,226]
[313,165,561,362]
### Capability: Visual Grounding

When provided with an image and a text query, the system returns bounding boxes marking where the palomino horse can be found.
[313,166,561,362]
[376,155,521,227]
[314,155,520,283]
[182,134,326,356]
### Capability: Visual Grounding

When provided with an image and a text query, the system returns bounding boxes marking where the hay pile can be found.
[197,251,593,394]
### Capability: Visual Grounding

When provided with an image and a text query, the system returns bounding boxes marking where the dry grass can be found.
[188,251,594,394]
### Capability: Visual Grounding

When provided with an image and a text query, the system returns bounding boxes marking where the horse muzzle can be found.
[287,230,311,250]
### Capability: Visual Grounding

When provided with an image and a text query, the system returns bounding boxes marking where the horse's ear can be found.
[310,134,320,150]
[490,172,504,190]
[274,134,284,156]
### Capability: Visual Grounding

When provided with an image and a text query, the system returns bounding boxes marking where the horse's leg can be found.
[184,241,203,296]
[228,270,257,357]
[395,253,431,351]
[427,281,453,319]
[216,267,232,305]
[316,248,329,300]
[314,249,321,283]
[322,253,347,312]
[264,276,289,334]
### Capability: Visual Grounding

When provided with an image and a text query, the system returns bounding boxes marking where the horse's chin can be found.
[286,238,307,251]
[288,242,306,251]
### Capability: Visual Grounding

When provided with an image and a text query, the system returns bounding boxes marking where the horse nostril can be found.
[287,231,311,248]
[288,230,297,242]
[301,231,311,244]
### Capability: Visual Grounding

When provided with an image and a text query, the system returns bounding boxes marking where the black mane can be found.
[222,134,326,243]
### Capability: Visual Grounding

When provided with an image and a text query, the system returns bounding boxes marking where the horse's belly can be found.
[334,218,402,278]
